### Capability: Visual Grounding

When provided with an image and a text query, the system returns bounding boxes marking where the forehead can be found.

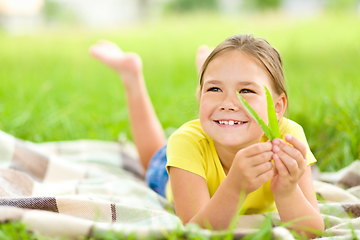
[202,50,273,88]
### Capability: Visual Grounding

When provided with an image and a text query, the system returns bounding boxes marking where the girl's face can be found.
[199,50,280,153]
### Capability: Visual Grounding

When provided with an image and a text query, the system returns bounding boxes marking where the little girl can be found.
[89,34,324,238]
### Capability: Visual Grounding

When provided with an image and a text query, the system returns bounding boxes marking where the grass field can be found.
[0,12,359,172]
[0,10,360,240]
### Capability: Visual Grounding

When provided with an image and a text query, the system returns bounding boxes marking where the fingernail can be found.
[285,134,292,141]
[273,145,280,153]
[272,138,280,145]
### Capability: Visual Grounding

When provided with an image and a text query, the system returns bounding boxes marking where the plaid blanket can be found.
[1,129,360,240]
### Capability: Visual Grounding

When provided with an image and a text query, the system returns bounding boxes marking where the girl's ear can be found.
[274,93,287,120]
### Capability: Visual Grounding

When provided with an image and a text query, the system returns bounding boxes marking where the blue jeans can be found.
[145,144,168,198]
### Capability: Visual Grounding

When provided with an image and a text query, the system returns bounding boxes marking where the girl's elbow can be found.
[297,218,325,239]
[181,215,197,226]
[314,219,325,237]
[312,216,325,235]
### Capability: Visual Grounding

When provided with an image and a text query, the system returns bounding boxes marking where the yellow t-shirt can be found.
[165,118,316,214]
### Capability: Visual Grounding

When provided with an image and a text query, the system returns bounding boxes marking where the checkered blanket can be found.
[1,129,360,239]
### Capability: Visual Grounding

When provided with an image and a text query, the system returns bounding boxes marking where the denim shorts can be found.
[145,144,168,198]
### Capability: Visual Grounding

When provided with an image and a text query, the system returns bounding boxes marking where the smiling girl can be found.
[90,34,324,238]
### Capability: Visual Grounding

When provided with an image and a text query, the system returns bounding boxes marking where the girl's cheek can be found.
[251,101,269,121]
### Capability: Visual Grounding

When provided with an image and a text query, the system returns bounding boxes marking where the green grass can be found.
[1,12,359,171]
[0,12,359,238]
[0,221,54,240]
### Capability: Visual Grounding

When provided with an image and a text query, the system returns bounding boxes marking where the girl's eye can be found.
[207,87,222,92]
[239,89,254,94]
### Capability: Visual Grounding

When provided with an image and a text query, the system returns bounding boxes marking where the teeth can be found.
[218,120,242,125]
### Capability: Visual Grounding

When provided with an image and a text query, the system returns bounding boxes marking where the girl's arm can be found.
[271,135,324,238]
[169,167,242,229]
[275,167,323,238]
[169,142,275,230]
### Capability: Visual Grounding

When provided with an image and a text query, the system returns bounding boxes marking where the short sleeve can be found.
[166,131,207,180]
[281,119,316,165]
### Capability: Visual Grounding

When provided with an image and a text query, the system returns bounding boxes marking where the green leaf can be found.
[265,86,281,139]
[236,86,280,141]
[236,90,274,140]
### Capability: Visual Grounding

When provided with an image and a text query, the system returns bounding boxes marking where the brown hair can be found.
[199,34,287,102]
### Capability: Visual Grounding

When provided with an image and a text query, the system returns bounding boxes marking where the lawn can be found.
[0,10,360,240]
[0,12,359,172]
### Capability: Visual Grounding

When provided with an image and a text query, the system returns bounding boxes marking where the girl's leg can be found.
[196,45,213,73]
[195,45,213,99]
[89,41,166,170]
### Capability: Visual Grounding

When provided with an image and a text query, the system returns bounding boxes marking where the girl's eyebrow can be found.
[203,80,222,85]
[203,80,260,87]
[238,81,259,87]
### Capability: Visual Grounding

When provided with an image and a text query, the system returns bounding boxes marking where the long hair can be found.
[199,34,287,102]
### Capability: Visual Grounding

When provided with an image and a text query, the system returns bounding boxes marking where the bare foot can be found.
[89,40,143,84]
[196,45,213,73]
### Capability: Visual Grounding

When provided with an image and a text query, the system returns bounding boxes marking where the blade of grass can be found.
[241,213,273,240]
[236,87,277,141]
[265,86,281,139]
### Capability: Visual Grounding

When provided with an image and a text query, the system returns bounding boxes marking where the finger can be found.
[257,166,276,183]
[273,137,306,170]
[273,163,278,176]
[253,159,274,177]
[273,150,299,176]
[245,142,273,157]
[284,134,307,160]
[273,153,290,177]
[250,151,274,166]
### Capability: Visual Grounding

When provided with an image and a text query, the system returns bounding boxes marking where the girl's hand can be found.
[228,142,275,194]
[270,134,307,197]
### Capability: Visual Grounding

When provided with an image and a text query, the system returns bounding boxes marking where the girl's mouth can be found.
[215,120,247,126]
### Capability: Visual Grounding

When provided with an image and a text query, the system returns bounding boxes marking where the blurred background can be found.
[0,0,359,32]
[0,0,359,172]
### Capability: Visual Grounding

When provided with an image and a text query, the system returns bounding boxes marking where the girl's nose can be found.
[220,93,240,111]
